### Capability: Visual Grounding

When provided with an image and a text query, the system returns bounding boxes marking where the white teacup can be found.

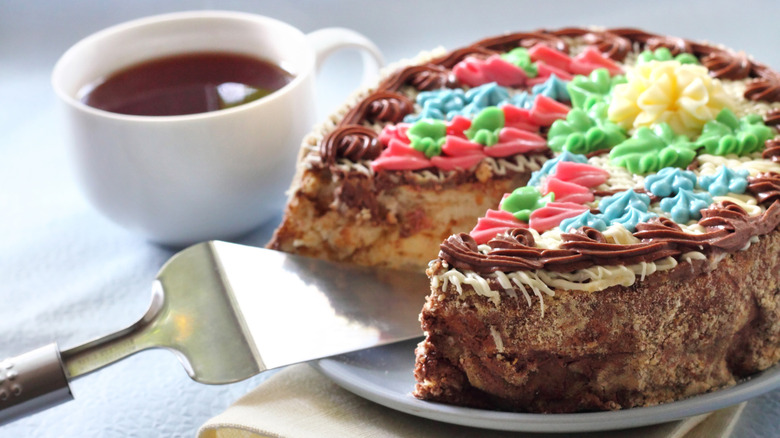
[52,10,383,246]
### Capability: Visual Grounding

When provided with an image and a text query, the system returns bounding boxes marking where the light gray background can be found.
[1,1,779,436]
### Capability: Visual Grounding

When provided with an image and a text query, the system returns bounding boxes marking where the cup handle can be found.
[306,28,385,86]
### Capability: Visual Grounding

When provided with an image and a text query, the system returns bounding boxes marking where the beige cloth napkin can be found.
[198,364,746,438]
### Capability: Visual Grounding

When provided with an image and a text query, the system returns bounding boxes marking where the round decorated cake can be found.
[269,27,780,412]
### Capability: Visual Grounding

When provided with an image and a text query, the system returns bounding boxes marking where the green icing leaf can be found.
[566,68,627,110]
[695,108,775,156]
[408,119,446,158]
[500,47,538,77]
[609,123,699,174]
[547,103,628,154]
[638,47,699,65]
[465,107,505,146]
[500,186,554,222]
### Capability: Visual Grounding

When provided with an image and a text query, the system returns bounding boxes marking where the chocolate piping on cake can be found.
[440,200,780,275]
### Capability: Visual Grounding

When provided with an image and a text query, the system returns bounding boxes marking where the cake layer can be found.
[415,228,780,412]
[268,160,543,269]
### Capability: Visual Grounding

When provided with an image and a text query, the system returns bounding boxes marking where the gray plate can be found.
[313,339,780,433]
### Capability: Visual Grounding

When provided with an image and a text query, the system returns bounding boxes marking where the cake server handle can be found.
[306,27,385,86]
[0,285,164,425]
[0,343,73,425]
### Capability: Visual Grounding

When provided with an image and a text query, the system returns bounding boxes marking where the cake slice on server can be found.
[269,27,780,412]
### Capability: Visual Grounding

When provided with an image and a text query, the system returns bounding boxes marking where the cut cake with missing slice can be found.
[270,27,780,412]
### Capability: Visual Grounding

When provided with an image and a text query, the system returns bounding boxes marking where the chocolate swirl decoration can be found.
[488,227,539,251]
[757,200,780,235]
[320,125,381,165]
[748,172,780,205]
[439,232,546,273]
[744,71,780,103]
[645,34,692,56]
[339,91,415,126]
[689,41,716,59]
[602,28,694,56]
[377,64,456,92]
[634,201,780,255]
[764,109,780,128]
[632,216,711,251]
[486,229,593,271]
[763,139,780,163]
[557,227,680,268]
[631,210,723,252]
[701,50,751,80]
[431,46,497,69]
[550,28,632,61]
[475,32,569,54]
[582,31,632,62]
[606,28,657,44]
[439,230,595,274]
[697,201,755,252]
[562,226,608,243]
[751,62,778,79]
[409,67,456,91]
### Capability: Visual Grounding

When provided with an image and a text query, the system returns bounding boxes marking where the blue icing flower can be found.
[611,207,657,232]
[459,83,511,118]
[644,167,697,198]
[405,104,444,122]
[598,190,651,221]
[404,88,467,122]
[561,190,657,232]
[697,165,750,196]
[506,76,571,109]
[659,189,713,223]
[405,83,513,122]
[531,74,570,103]
[460,102,489,118]
[527,151,588,187]
[507,91,534,109]
[560,211,608,232]
[465,82,510,108]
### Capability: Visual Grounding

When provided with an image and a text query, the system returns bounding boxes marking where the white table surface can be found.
[1,1,779,436]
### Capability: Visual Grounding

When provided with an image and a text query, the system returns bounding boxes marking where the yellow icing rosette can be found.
[608,60,734,138]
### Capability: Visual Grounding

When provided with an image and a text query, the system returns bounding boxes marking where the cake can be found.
[269,27,780,412]
[267,40,559,269]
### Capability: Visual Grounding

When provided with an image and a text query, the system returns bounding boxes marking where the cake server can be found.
[0,241,429,424]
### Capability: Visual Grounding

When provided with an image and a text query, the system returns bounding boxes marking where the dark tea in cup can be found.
[80,52,294,116]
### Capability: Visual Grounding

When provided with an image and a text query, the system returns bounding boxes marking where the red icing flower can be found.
[371,138,430,171]
[453,55,529,88]
[528,95,570,126]
[528,202,590,232]
[541,178,594,204]
[470,209,528,244]
[552,161,610,187]
[484,127,547,157]
[529,43,623,78]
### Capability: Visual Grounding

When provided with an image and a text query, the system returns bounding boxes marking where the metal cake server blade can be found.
[0,241,429,424]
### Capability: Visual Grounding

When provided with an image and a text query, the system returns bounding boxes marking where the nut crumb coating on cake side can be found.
[268,26,780,412]
[415,230,780,412]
